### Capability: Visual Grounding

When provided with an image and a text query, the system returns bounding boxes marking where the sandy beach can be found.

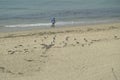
[0,23,120,80]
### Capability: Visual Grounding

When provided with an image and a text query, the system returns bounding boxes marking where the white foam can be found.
[5,23,51,27]
[4,21,91,28]
[4,21,77,28]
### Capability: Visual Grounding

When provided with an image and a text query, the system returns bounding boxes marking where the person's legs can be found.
[51,23,55,27]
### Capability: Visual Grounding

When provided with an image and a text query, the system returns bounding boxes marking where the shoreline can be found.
[0,19,120,33]
[0,22,120,38]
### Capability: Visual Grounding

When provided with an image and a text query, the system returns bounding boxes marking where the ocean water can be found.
[0,0,120,31]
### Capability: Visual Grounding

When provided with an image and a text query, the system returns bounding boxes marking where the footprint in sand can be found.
[8,50,15,54]
[24,59,34,62]
[81,44,85,47]
[65,36,69,41]
[0,67,5,72]
[18,72,24,75]
[74,38,77,41]
[24,49,29,53]
[84,38,88,42]
[114,36,120,40]
[76,41,80,44]
[18,44,23,47]
[34,40,37,42]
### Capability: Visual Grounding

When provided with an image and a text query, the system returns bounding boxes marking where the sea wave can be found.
[5,23,51,27]
[4,19,120,28]
[4,21,84,28]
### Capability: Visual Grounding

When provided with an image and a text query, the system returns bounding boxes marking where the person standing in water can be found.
[51,17,56,27]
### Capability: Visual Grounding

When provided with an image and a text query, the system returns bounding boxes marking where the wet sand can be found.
[0,23,120,80]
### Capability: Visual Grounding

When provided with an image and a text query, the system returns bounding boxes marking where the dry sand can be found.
[0,23,120,80]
